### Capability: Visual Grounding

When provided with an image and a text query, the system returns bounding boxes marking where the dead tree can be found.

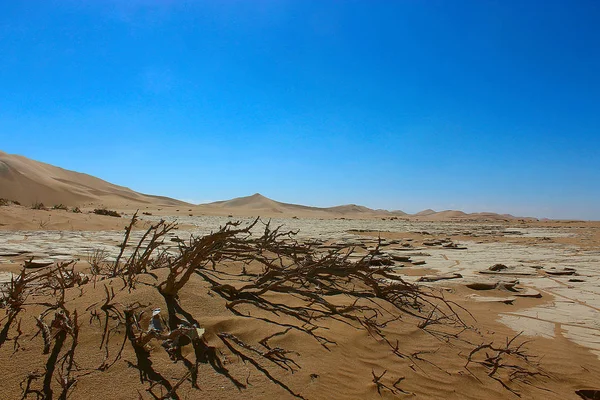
[6,215,547,399]
[18,263,82,399]
[465,332,547,397]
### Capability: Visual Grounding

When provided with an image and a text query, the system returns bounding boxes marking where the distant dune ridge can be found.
[0,151,523,220]
[200,193,409,217]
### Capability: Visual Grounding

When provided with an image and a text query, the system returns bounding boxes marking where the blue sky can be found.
[1,1,599,219]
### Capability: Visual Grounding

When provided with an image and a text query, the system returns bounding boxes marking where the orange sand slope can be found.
[0,150,186,208]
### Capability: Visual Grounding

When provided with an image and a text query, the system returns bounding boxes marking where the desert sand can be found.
[1,152,599,400]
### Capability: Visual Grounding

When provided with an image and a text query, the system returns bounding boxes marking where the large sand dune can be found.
[0,151,187,207]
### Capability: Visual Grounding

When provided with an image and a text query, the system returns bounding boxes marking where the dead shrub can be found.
[31,202,46,210]
[93,208,121,218]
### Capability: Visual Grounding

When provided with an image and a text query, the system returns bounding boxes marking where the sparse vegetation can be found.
[466,333,547,396]
[71,206,82,213]
[0,198,21,206]
[93,208,121,217]
[31,202,46,210]
[52,204,68,211]
[86,248,110,276]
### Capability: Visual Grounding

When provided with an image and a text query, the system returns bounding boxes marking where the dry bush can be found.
[87,249,111,276]
[1,198,21,206]
[465,333,548,397]
[31,202,46,210]
[109,211,177,281]
[0,215,547,399]
[93,208,121,218]
[0,261,89,399]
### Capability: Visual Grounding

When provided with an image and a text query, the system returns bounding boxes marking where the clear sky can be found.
[1,1,599,219]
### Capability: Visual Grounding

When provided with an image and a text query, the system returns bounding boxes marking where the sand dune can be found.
[199,194,524,220]
[199,193,402,218]
[417,210,526,222]
[0,151,187,207]
[412,208,528,221]
[206,193,303,213]
[390,209,408,216]
[0,151,526,221]
[415,208,437,216]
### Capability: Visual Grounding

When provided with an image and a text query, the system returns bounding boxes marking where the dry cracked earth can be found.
[1,215,599,361]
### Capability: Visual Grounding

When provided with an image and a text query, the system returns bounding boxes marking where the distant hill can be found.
[0,150,187,207]
[390,210,408,216]
[415,209,437,216]
[209,193,284,210]
[200,193,392,218]
[411,209,526,221]
[199,194,522,220]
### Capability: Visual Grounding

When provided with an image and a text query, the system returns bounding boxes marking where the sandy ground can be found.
[1,206,599,399]
[352,226,600,359]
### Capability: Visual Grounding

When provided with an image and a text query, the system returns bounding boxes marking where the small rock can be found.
[496,282,518,291]
[417,273,462,282]
[513,288,542,298]
[0,252,25,257]
[489,264,508,271]
[467,294,516,304]
[442,242,467,250]
[466,281,497,290]
[24,258,54,268]
[368,255,394,266]
[545,268,576,276]
[386,252,411,262]
[479,270,536,276]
